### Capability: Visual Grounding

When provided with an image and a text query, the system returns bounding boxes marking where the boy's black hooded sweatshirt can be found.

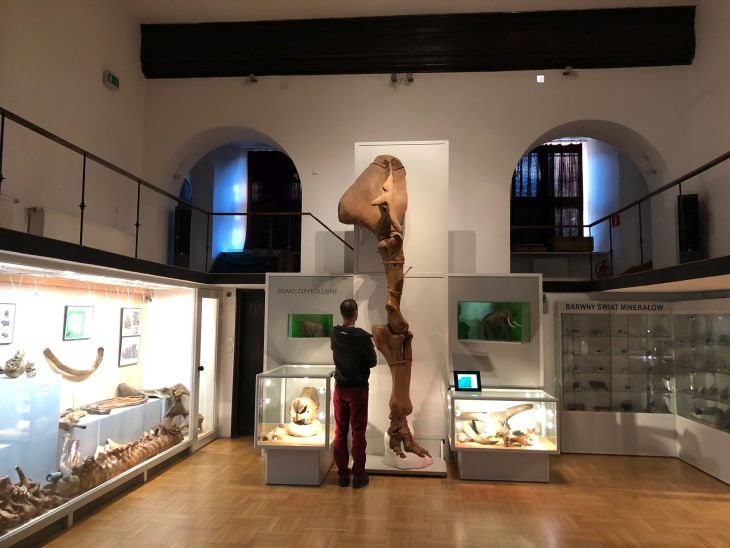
[330,325,377,388]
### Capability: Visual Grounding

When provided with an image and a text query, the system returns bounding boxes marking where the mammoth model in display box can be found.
[339,155,432,468]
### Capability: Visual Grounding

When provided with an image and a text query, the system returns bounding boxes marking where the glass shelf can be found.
[561,310,675,413]
[674,312,730,433]
[679,390,730,406]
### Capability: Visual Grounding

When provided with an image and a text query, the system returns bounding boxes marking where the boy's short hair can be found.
[340,299,358,319]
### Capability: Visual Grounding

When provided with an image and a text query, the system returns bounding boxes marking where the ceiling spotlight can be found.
[536,74,545,84]
[247,73,258,83]
[405,73,414,85]
[390,73,398,86]
[562,66,576,77]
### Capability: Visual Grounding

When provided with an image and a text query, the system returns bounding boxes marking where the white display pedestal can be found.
[365,436,447,477]
[560,410,677,456]
[265,447,333,486]
[457,451,550,482]
[365,454,448,477]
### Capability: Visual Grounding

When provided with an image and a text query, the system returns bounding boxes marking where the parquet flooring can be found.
[43,438,730,547]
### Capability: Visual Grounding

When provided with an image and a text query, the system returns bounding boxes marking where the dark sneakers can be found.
[352,475,369,489]
[338,475,350,487]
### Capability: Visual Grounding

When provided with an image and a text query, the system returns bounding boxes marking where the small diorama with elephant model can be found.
[457,301,530,343]
[287,314,334,339]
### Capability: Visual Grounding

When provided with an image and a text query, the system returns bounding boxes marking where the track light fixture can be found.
[389,73,415,88]
[247,73,259,83]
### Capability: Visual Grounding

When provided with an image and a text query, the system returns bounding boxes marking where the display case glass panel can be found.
[0,260,195,539]
[448,388,558,452]
[457,301,530,342]
[561,312,674,413]
[255,365,335,448]
[674,314,730,432]
[288,314,333,338]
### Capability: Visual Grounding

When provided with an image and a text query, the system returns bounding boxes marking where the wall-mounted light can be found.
[247,73,258,83]
[389,73,415,88]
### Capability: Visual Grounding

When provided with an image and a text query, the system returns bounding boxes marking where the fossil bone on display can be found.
[287,387,322,437]
[117,382,202,435]
[339,155,432,468]
[455,403,535,445]
[45,419,183,499]
[42,347,104,381]
[0,467,64,534]
[1,350,35,379]
[482,309,521,340]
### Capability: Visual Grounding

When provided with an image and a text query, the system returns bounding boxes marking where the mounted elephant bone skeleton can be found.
[338,155,430,461]
[456,403,534,445]
[482,309,521,340]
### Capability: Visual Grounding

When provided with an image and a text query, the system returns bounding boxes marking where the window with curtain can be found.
[511,143,583,249]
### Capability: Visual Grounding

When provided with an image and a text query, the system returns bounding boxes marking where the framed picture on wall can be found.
[119,335,141,367]
[63,305,93,341]
[120,307,141,337]
[0,303,16,345]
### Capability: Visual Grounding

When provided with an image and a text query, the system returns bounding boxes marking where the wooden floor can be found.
[43,438,730,547]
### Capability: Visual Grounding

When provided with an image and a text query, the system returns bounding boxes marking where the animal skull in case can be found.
[286,386,322,437]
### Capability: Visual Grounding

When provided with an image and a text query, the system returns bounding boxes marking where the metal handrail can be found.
[0,106,353,267]
[510,148,730,278]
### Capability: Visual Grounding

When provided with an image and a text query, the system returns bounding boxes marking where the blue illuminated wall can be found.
[212,148,248,259]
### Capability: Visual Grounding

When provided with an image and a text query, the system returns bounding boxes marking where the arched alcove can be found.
[164,126,302,272]
[510,120,669,278]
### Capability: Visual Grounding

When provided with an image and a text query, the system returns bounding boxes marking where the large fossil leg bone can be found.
[339,155,430,460]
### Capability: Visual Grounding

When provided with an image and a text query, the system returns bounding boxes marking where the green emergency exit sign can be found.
[103,70,120,90]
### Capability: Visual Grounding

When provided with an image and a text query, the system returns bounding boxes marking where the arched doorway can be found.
[510,120,667,279]
[167,127,302,273]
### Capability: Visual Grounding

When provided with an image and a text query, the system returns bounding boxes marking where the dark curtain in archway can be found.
[511,144,583,249]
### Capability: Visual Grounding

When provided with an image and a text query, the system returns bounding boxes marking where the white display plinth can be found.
[676,415,730,484]
[365,454,447,477]
[560,411,677,456]
[457,450,550,482]
[265,447,333,486]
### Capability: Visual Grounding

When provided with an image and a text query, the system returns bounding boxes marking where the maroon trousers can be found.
[333,386,369,477]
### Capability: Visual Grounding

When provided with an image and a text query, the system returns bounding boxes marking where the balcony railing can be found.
[511,148,730,279]
[0,106,352,273]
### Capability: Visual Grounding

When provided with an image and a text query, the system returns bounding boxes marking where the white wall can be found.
[139,66,692,272]
[0,0,146,244]
[583,140,651,275]
[690,0,730,260]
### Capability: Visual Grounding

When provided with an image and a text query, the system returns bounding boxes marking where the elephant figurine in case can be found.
[482,309,521,340]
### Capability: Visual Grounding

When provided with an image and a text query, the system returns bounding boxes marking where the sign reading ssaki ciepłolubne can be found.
[560,302,669,314]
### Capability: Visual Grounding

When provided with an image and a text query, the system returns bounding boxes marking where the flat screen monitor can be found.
[453,370,482,392]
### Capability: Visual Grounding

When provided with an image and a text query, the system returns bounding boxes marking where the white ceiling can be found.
[116,0,693,24]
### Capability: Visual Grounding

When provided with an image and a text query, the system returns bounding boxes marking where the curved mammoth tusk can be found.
[507,317,522,328]
[43,347,104,381]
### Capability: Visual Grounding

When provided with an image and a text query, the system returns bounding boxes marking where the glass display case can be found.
[457,301,530,342]
[674,314,730,432]
[255,365,335,448]
[448,388,558,452]
[561,313,674,413]
[0,259,198,540]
